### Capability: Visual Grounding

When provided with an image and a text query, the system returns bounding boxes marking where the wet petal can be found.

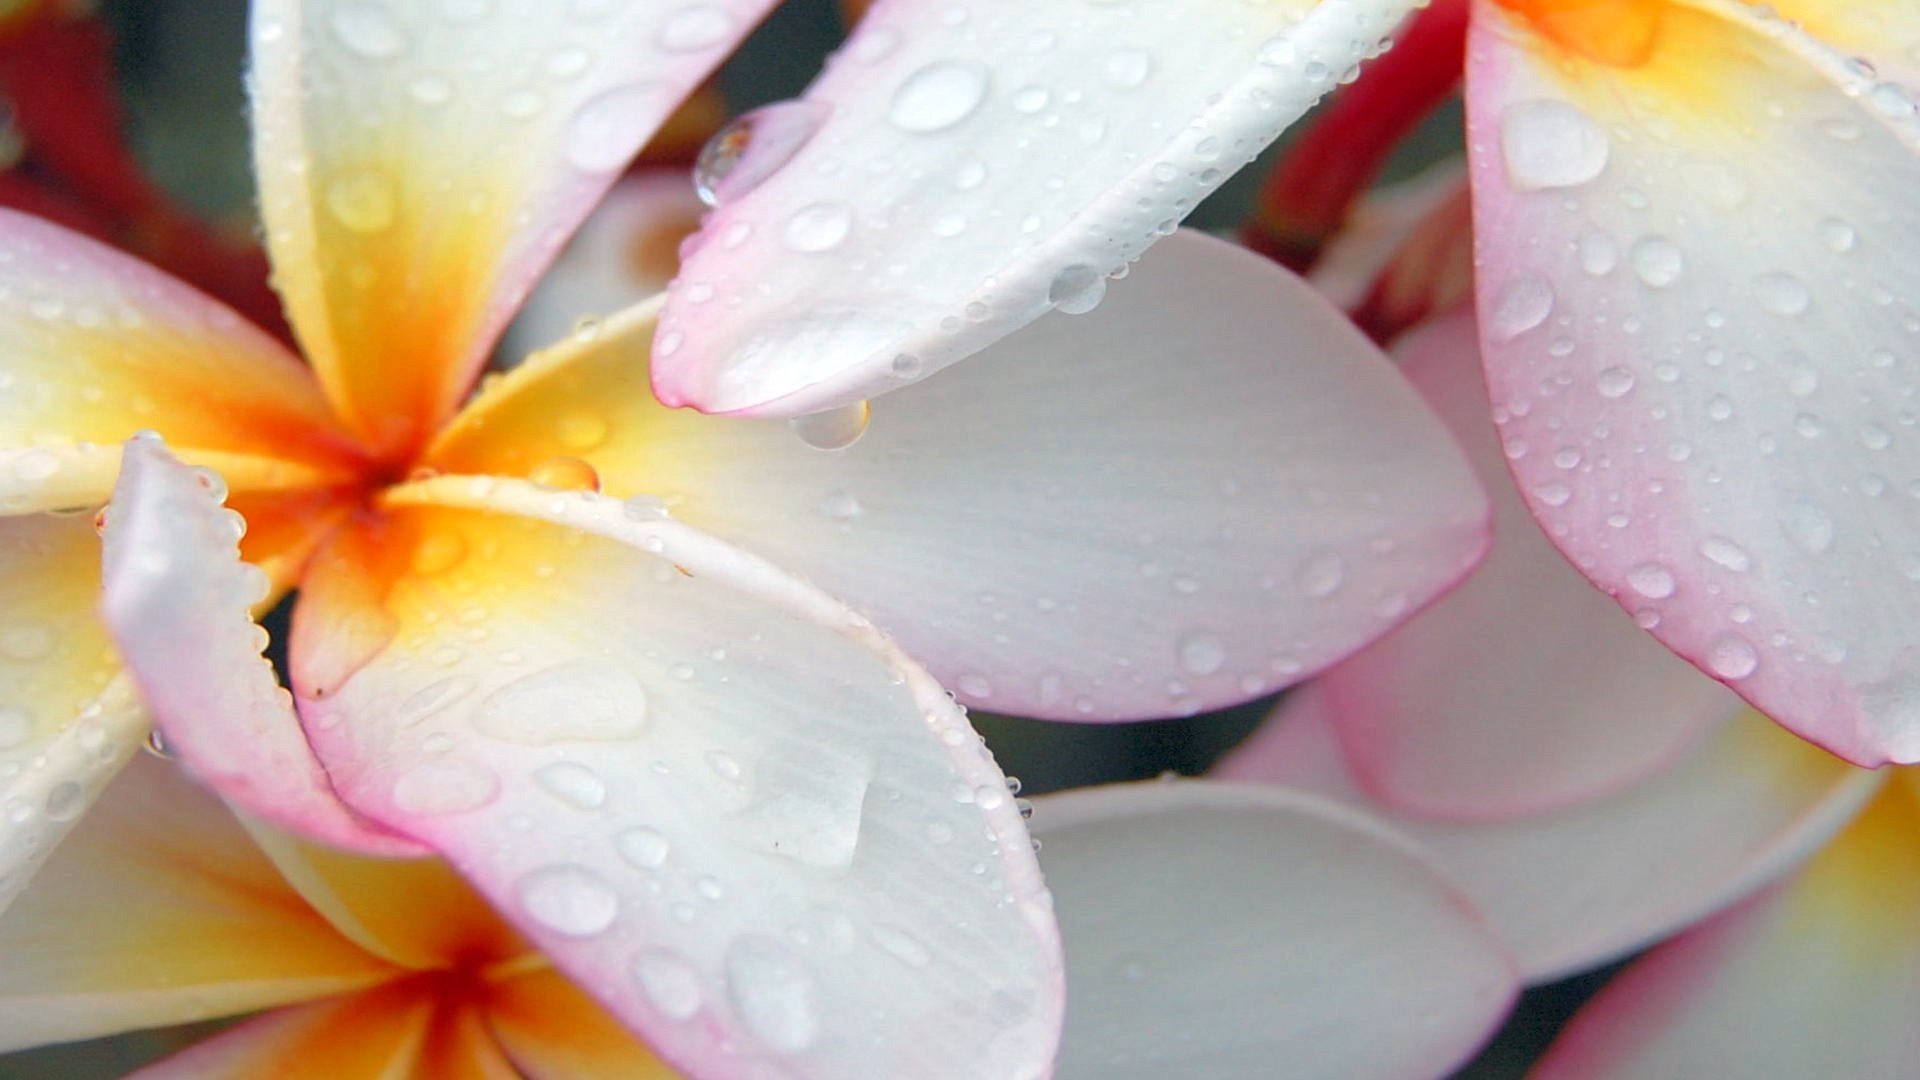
[485,967,678,1080]
[1534,775,1920,1078]
[1467,1,1920,764]
[1035,779,1517,1080]
[0,510,145,916]
[0,755,396,1052]
[291,477,1062,1080]
[98,436,425,857]
[128,984,442,1080]
[1319,313,1744,819]
[0,209,364,517]
[248,0,778,454]
[1223,691,1880,981]
[652,0,1423,415]
[430,231,1489,720]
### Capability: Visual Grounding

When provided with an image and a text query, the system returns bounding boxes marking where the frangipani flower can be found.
[0,755,1520,1080]
[1222,313,1877,984]
[0,1,1491,1074]
[1464,1,1920,764]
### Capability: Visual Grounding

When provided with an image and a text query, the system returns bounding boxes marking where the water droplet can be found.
[1782,503,1835,555]
[1489,275,1554,339]
[888,60,989,132]
[410,531,468,576]
[556,411,609,451]
[1629,236,1684,288]
[616,825,671,868]
[692,101,829,207]
[1595,366,1636,399]
[44,781,82,822]
[656,5,733,52]
[1705,634,1759,680]
[1500,98,1610,190]
[0,707,29,750]
[1103,48,1153,88]
[1175,633,1226,676]
[325,172,397,234]
[782,201,853,253]
[1753,271,1811,317]
[791,400,870,450]
[1626,563,1676,599]
[529,455,602,492]
[330,4,406,58]
[518,864,620,937]
[726,935,819,1052]
[1047,264,1107,315]
[1698,536,1752,573]
[633,948,704,1018]
[706,749,743,782]
[1296,550,1346,598]
[536,761,608,809]
[474,663,649,745]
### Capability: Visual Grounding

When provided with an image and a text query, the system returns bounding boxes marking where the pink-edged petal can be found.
[248,0,779,453]
[1467,1,1920,765]
[0,755,398,1053]
[1534,775,1920,1079]
[431,230,1489,721]
[501,170,708,364]
[1034,779,1517,1080]
[289,476,1062,1080]
[1221,690,1881,982]
[98,435,425,857]
[653,0,1424,416]
[1318,312,1745,820]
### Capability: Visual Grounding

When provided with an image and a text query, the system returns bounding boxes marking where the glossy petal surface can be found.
[0,209,362,516]
[292,477,1061,1080]
[248,0,777,452]
[1224,691,1880,981]
[99,437,424,856]
[1468,0,1920,764]
[1324,313,1742,819]
[0,756,396,1052]
[1534,775,1920,1078]
[431,232,1489,720]
[1035,780,1517,1080]
[653,0,1423,415]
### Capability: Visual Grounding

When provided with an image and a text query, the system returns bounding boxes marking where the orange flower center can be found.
[1495,0,1667,67]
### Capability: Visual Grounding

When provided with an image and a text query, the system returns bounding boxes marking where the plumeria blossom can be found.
[0,1,1492,1075]
[0,755,1520,1079]
[1223,312,1920,1074]
[1465,0,1920,764]
[716,0,1920,763]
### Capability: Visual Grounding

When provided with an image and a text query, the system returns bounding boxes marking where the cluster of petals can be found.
[0,0,1518,1076]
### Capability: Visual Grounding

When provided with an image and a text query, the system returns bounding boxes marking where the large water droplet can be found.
[782,201,854,253]
[791,400,870,450]
[1705,634,1759,680]
[1499,99,1610,191]
[616,825,671,868]
[1047,264,1107,315]
[1489,275,1554,340]
[888,60,989,132]
[726,935,820,1052]
[1629,236,1685,288]
[633,948,705,1018]
[518,864,620,937]
[692,101,829,207]
[1626,563,1676,599]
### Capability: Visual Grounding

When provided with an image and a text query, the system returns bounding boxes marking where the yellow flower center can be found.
[1496,0,1667,67]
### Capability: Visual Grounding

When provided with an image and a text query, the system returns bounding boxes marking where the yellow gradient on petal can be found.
[0,515,124,749]
[136,983,438,1080]
[485,968,681,1080]
[1490,0,1762,120]
[1780,771,1920,972]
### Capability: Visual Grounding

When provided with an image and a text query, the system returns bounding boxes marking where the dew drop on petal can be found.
[1499,98,1610,191]
[692,101,829,207]
[888,60,989,132]
[726,935,819,1052]
[633,948,704,1018]
[1705,634,1759,680]
[518,864,619,937]
[791,400,870,450]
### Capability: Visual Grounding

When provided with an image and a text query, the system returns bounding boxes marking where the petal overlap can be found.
[652,0,1424,416]
[430,231,1490,720]
[291,476,1062,1080]
[1034,780,1517,1080]
[1468,0,1920,764]
[248,0,779,453]
[1224,691,1880,981]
